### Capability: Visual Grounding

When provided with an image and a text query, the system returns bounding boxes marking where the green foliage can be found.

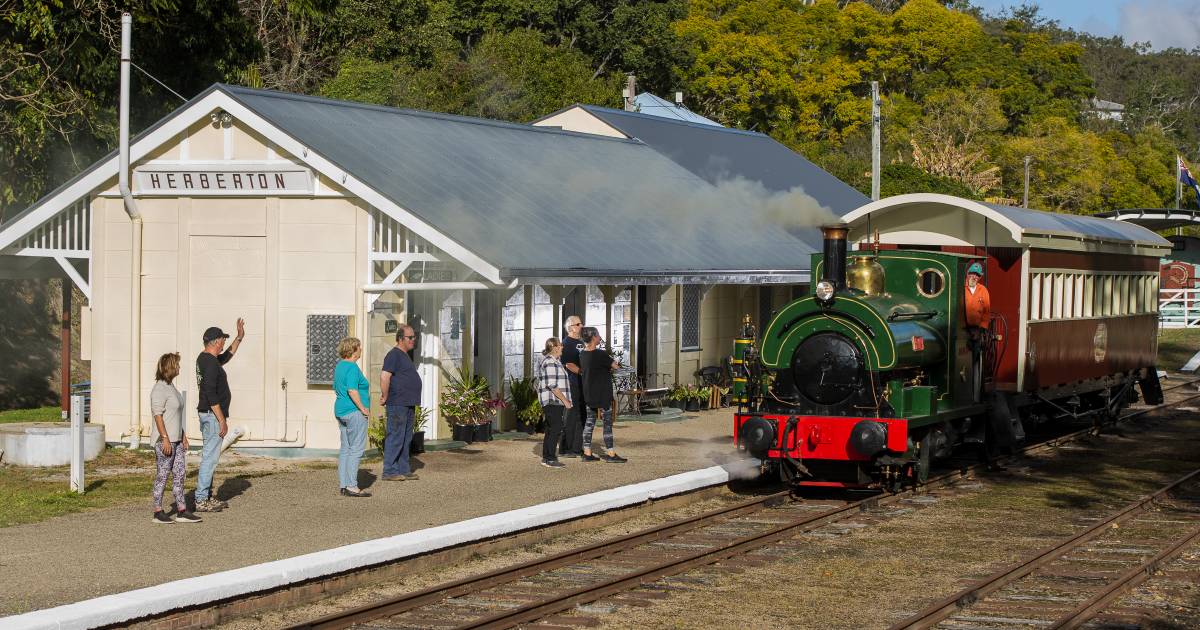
[323,31,620,121]
[0,1,263,220]
[0,406,60,424]
[440,367,490,425]
[506,376,542,426]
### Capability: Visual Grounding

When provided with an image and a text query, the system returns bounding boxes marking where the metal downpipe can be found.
[119,13,144,449]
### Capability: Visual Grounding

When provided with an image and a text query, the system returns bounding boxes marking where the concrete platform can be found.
[0,422,105,467]
[0,407,739,620]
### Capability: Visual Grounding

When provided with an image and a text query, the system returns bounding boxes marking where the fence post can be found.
[70,394,85,493]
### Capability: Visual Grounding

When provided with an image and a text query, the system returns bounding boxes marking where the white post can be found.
[70,394,85,493]
[871,81,881,202]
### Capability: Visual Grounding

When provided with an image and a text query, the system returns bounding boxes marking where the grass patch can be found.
[0,406,62,424]
[0,447,158,527]
[1158,327,1200,370]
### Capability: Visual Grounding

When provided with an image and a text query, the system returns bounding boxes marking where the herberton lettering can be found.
[137,169,308,194]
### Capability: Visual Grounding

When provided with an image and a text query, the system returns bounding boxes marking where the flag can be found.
[1182,156,1200,206]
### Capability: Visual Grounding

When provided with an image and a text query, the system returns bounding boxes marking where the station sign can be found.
[133,162,314,196]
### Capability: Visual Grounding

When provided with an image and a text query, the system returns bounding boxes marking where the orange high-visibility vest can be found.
[965,282,992,328]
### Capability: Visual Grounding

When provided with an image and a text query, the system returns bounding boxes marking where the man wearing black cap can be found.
[194,318,245,512]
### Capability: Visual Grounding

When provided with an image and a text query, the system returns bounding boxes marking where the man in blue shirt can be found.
[380,324,422,480]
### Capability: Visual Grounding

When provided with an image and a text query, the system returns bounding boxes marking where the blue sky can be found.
[970,1,1200,50]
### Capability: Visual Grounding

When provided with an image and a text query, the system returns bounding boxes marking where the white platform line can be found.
[0,465,731,630]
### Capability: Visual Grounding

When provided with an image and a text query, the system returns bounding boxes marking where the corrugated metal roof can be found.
[221,86,826,277]
[578,105,869,216]
[980,201,1170,247]
[631,93,722,126]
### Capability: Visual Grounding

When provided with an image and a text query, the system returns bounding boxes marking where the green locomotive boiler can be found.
[733,215,1164,490]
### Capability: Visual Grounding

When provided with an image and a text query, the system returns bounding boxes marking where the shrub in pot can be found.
[410,405,429,454]
[506,376,542,434]
[441,367,489,443]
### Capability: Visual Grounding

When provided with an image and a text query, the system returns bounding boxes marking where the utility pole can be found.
[623,75,637,112]
[871,81,880,201]
[1023,156,1032,208]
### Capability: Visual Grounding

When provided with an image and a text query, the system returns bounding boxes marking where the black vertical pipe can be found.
[821,224,849,290]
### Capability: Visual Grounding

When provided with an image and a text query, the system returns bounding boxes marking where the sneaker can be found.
[194,499,223,513]
[541,460,566,469]
[340,487,372,497]
[602,453,628,463]
[152,511,174,524]
[581,453,602,462]
[381,474,405,481]
[403,473,419,480]
[214,499,230,509]
[174,511,202,523]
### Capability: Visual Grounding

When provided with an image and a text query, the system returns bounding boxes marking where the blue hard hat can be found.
[967,262,984,276]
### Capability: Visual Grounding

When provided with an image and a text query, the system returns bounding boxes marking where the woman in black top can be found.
[579,327,627,463]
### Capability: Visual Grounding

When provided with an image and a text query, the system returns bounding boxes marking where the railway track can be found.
[288,379,1200,630]
[889,468,1200,629]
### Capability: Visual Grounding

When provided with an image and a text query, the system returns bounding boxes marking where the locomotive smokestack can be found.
[821,224,849,290]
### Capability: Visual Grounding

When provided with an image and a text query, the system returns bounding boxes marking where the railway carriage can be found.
[733,194,1172,489]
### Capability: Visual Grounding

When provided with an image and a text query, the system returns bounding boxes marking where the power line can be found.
[130,62,187,103]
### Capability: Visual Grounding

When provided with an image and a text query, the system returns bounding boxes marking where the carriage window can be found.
[1030,274,1042,320]
[1053,274,1065,319]
[1073,275,1085,318]
[1083,275,1094,317]
[917,269,944,298]
[1042,273,1054,320]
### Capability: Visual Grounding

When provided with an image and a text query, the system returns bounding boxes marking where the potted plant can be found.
[441,367,489,443]
[697,385,712,410]
[506,376,542,434]
[684,384,701,412]
[480,394,507,441]
[410,405,429,454]
[666,384,688,409]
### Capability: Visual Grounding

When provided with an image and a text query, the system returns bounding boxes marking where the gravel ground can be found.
[0,410,733,616]
[583,411,1200,629]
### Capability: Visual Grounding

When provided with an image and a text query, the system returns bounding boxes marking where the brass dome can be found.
[846,255,885,296]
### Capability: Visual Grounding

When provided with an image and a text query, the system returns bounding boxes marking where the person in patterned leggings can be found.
[150,353,201,524]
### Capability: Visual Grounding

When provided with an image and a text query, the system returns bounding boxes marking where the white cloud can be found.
[1119,1,1200,50]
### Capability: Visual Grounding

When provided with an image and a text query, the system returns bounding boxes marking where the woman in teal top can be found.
[333,337,371,497]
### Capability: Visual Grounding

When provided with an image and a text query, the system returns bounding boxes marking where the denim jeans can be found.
[383,406,414,476]
[336,410,368,489]
[196,412,222,502]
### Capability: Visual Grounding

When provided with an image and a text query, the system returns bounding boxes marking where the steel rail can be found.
[293,384,1200,630]
[288,490,795,630]
[888,465,1200,630]
[1048,521,1200,629]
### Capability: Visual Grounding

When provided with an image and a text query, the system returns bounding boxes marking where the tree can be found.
[0,1,262,221]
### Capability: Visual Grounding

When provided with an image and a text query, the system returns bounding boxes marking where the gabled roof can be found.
[631,93,722,126]
[2,84,831,283]
[574,104,870,216]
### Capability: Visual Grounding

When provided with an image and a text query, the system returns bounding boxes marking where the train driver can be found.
[964,262,991,330]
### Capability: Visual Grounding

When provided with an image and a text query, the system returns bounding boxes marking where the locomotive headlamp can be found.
[815,280,835,303]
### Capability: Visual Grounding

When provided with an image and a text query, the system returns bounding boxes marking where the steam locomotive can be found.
[733,207,1166,490]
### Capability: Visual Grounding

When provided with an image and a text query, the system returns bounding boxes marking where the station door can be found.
[188,236,266,440]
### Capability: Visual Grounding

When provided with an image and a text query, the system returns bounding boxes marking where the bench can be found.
[615,371,671,414]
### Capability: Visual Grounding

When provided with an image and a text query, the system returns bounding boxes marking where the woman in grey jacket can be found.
[150,353,200,523]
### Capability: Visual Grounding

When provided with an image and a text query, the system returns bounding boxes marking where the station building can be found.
[0,84,865,449]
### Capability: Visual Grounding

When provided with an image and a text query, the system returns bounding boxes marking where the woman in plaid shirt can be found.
[536,337,574,469]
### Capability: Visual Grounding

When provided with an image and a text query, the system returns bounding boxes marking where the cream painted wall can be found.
[531,108,627,138]
[89,117,366,450]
